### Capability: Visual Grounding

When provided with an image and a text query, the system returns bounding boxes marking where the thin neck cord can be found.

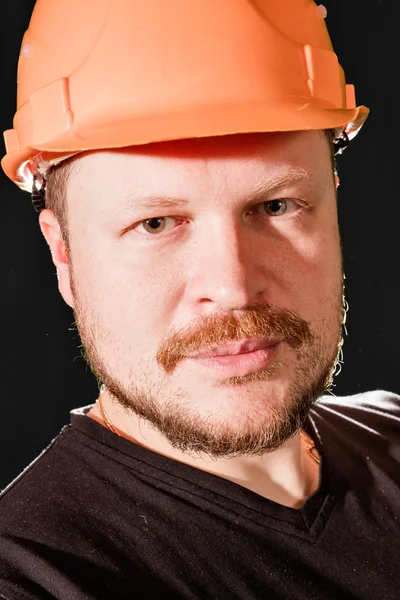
[97,395,120,436]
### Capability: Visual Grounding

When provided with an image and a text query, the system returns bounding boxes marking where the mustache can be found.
[156,303,313,374]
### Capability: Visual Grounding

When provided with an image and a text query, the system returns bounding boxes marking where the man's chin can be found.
[147,386,317,457]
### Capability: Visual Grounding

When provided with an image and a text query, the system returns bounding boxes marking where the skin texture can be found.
[39,131,343,508]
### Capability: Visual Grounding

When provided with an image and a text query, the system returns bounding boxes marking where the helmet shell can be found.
[2,0,369,189]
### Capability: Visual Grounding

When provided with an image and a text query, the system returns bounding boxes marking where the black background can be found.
[1,1,399,490]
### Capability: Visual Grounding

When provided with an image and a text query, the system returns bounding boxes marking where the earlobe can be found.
[335,174,340,189]
[38,209,75,308]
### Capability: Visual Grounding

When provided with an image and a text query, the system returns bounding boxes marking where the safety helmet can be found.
[2,0,369,197]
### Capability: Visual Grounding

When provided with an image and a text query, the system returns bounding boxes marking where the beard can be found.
[70,270,344,458]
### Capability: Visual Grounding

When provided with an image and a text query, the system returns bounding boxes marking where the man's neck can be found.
[87,393,320,509]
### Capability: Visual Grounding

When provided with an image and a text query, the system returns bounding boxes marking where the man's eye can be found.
[258,199,298,217]
[132,198,303,237]
[137,216,179,235]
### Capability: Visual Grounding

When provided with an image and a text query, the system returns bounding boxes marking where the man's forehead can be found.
[105,129,326,160]
[68,129,331,209]
[73,130,328,178]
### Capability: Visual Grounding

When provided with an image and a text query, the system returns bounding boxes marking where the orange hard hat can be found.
[2,0,369,192]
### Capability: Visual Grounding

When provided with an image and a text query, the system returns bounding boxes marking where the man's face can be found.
[58,131,343,456]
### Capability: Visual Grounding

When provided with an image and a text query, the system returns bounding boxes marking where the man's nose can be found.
[186,217,268,311]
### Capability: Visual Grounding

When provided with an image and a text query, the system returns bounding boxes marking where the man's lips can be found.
[185,337,281,359]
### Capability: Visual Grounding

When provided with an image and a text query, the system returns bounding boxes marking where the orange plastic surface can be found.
[2,0,369,188]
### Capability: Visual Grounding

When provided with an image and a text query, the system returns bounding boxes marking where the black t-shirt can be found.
[0,390,400,600]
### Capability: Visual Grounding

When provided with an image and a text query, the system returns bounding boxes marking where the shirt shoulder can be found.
[310,389,400,443]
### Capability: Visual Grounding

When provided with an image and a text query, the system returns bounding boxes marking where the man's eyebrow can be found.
[251,167,310,198]
[123,195,190,210]
[122,167,312,211]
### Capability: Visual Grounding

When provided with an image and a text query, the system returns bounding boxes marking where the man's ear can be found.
[39,209,75,308]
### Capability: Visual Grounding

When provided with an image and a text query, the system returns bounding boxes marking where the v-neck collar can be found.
[70,404,338,540]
